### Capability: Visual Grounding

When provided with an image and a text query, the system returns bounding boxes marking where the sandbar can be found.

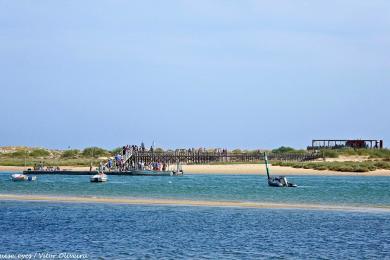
[0,194,389,213]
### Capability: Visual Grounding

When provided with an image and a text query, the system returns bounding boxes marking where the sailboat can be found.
[172,161,184,175]
[264,153,297,187]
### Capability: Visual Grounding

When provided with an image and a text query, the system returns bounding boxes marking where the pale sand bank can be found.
[0,194,389,212]
[181,165,390,176]
[1,165,390,176]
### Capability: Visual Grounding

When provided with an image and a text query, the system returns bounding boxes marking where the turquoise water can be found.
[1,172,390,259]
[1,172,390,207]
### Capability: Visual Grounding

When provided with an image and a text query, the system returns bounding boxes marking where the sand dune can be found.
[182,165,390,176]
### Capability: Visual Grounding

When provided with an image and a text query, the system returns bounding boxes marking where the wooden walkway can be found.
[128,151,321,164]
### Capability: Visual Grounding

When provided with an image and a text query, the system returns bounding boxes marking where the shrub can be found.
[7,150,29,158]
[313,165,328,171]
[272,146,306,155]
[30,149,50,157]
[272,146,295,153]
[82,147,109,158]
[353,166,370,172]
[61,149,80,158]
[322,150,339,158]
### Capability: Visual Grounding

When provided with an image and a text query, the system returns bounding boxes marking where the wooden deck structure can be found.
[127,151,321,165]
[308,139,384,150]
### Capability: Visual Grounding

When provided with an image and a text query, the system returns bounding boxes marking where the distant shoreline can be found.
[1,165,390,176]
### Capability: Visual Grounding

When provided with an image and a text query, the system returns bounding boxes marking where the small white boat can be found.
[11,174,37,181]
[90,173,108,182]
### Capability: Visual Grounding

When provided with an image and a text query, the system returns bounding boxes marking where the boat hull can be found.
[11,174,36,181]
[268,180,283,187]
[268,177,297,188]
[131,170,173,176]
[90,175,108,182]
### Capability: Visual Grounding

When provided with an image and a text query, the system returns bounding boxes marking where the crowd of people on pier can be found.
[120,143,155,156]
[103,159,169,172]
[101,143,168,172]
[100,143,230,172]
[33,162,61,172]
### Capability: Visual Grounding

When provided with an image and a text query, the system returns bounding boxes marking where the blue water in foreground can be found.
[1,172,390,258]
[0,201,389,259]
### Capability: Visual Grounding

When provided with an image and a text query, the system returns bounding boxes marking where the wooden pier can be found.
[24,151,321,175]
[23,170,174,176]
[127,151,321,165]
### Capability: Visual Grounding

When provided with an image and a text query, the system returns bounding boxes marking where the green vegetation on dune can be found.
[272,146,306,155]
[271,147,390,160]
[30,149,51,157]
[6,150,29,158]
[81,147,110,158]
[318,148,390,159]
[321,150,339,158]
[272,161,390,172]
[61,149,80,158]
[0,146,109,167]
[3,148,50,158]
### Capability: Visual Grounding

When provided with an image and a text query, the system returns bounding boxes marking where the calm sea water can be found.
[0,202,389,259]
[1,172,390,206]
[1,172,390,259]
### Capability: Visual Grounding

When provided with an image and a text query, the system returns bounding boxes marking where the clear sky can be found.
[0,1,389,150]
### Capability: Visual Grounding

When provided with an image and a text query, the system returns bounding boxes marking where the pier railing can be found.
[128,151,321,164]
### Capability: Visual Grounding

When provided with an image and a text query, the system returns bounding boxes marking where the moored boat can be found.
[90,172,108,182]
[264,153,297,188]
[11,173,37,181]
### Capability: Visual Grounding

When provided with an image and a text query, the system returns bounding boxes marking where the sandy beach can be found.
[182,164,390,176]
[0,194,389,212]
[1,164,390,176]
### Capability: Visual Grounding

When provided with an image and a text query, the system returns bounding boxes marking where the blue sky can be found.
[0,1,389,150]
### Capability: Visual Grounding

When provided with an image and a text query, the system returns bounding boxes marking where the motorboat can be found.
[11,173,37,181]
[90,172,108,182]
[263,153,297,188]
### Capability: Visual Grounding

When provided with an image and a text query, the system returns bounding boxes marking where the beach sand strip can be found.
[0,194,389,213]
